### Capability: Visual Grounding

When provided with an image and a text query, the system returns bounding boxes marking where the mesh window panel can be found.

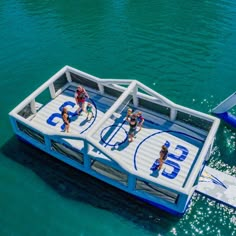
[70,72,99,90]
[139,98,170,117]
[136,179,179,204]
[51,140,84,164]
[176,111,212,131]
[91,160,128,185]
[18,103,33,119]
[104,86,123,98]
[53,73,68,93]
[16,121,45,144]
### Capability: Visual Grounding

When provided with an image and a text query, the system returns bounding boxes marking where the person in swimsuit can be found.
[86,102,94,121]
[128,114,137,142]
[74,85,89,115]
[136,111,144,131]
[150,145,168,171]
[126,108,133,121]
[157,145,169,170]
[61,107,70,132]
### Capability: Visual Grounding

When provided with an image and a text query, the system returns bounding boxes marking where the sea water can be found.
[0,0,236,235]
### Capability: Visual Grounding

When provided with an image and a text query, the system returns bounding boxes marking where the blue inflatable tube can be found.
[216,112,236,127]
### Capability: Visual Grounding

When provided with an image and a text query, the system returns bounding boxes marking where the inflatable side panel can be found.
[216,112,236,127]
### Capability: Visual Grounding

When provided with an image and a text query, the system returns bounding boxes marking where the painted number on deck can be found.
[162,144,189,179]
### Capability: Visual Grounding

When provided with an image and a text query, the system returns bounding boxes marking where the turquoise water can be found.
[1,0,236,235]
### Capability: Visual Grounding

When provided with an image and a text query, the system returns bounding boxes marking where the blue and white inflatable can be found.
[212,92,236,128]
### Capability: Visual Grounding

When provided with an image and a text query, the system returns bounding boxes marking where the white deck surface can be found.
[30,86,205,188]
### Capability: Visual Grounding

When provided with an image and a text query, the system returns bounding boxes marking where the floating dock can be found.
[9,66,224,216]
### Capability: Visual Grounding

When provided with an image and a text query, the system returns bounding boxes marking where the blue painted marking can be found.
[133,131,165,170]
[47,101,76,128]
[211,175,227,189]
[59,101,76,112]
[162,160,180,179]
[150,140,169,172]
[150,159,161,171]
[100,121,128,147]
[46,113,61,126]
[168,145,189,161]
[134,130,204,180]
[199,172,227,189]
[134,130,203,170]
[59,101,77,130]
[46,99,97,134]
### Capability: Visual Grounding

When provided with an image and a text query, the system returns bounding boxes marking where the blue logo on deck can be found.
[46,101,76,130]
[161,144,189,179]
[46,99,97,133]
[134,131,190,180]
[100,124,128,147]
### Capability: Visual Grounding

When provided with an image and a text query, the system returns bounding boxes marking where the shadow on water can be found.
[1,136,180,233]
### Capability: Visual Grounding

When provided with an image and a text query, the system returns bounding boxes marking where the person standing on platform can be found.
[126,108,133,121]
[86,102,94,121]
[128,114,137,142]
[150,144,169,171]
[74,85,89,115]
[158,145,168,169]
[61,107,70,133]
[136,111,144,131]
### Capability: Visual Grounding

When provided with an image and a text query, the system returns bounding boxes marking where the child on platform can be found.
[86,102,94,121]
[136,111,144,131]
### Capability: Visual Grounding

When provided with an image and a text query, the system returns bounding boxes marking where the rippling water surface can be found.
[0,0,236,235]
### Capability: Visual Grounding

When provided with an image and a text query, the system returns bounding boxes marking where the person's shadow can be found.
[150,169,160,178]
[111,140,129,151]
[150,159,161,177]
